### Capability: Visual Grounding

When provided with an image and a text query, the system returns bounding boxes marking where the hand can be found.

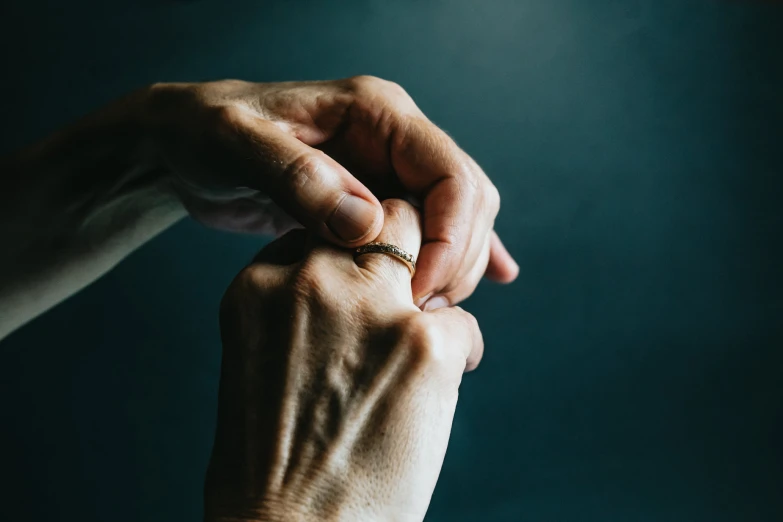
[205,199,483,522]
[146,76,518,308]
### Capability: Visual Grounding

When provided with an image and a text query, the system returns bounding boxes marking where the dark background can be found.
[1,1,782,520]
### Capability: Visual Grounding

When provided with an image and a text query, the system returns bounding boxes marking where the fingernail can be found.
[328,195,379,242]
[415,293,433,308]
[423,296,450,311]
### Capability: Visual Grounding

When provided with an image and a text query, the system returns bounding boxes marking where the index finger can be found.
[390,117,484,300]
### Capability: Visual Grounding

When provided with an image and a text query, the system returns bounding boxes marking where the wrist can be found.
[66,85,180,228]
[0,85,185,339]
[2,85,183,254]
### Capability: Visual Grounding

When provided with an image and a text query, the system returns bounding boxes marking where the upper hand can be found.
[145,76,518,307]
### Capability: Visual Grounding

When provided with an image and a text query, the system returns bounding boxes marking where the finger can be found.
[428,306,484,372]
[484,231,519,283]
[388,117,491,300]
[353,199,422,293]
[221,107,384,245]
[250,228,309,266]
[413,176,474,301]
[422,231,518,310]
[422,232,491,311]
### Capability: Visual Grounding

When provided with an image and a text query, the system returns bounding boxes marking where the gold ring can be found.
[354,242,416,277]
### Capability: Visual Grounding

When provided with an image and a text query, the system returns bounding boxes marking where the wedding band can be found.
[354,242,416,277]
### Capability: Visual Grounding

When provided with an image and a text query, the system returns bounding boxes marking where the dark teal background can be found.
[1,1,782,520]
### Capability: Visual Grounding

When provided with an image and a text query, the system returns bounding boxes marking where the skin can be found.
[0,75,517,340]
[0,76,513,518]
[206,199,483,522]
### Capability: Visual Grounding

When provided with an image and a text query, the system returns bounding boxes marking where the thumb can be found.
[234,113,383,245]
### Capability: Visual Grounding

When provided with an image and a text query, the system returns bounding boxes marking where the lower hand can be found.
[205,199,483,522]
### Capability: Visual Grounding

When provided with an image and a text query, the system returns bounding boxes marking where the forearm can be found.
[0,87,185,339]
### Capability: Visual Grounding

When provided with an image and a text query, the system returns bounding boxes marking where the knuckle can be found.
[220,265,272,318]
[290,256,337,307]
[282,152,324,192]
[346,75,414,106]
[232,264,271,292]
[460,309,484,370]
[210,104,250,135]
[460,166,481,194]
[211,78,247,91]
[396,315,450,369]
[486,182,500,213]
[381,79,408,98]
[438,220,463,250]
[346,74,387,93]
[461,309,480,334]
[483,178,501,213]
[381,198,416,220]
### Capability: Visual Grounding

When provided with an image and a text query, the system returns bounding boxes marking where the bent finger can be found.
[428,306,485,373]
[484,231,519,283]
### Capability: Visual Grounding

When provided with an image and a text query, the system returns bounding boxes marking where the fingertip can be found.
[414,292,433,309]
[485,232,519,283]
[422,295,450,311]
[412,278,435,307]
[485,259,519,283]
